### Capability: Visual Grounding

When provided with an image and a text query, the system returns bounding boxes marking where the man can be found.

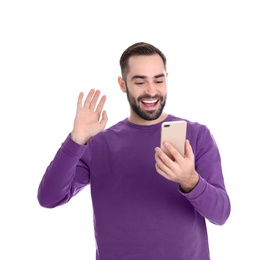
[38,42,231,260]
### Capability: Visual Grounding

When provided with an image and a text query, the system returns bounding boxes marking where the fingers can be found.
[83,89,99,109]
[77,92,84,109]
[155,149,171,173]
[77,90,96,110]
[160,140,194,162]
[100,110,108,127]
[77,89,106,112]
[185,140,194,160]
[155,147,180,182]
[155,140,196,185]
[155,146,172,166]
[155,163,172,181]
[163,141,184,162]
[95,94,107,115]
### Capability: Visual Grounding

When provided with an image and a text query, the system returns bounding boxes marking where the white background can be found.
[1,0,263,259]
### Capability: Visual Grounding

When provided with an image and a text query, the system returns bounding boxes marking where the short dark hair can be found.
[119,42,167,79]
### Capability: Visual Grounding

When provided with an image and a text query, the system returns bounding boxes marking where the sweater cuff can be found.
[179,176,207,200]
[61,134,88,157]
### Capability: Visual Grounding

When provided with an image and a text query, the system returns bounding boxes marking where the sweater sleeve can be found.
[37,134,90,208]
[181,126,231,225]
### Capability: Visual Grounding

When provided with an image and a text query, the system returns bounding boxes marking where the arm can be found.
[37,89,108,208]
[155,127,231,225]
[37,136,89,208]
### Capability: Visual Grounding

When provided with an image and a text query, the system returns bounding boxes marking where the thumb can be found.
[100,110,108,128]
[185,140,194,159]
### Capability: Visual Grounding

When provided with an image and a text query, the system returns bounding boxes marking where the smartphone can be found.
[160,120,187,158]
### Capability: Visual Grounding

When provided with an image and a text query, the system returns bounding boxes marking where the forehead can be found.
[127,54,166,79]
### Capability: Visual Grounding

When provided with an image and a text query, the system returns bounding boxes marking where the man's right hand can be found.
[70,89,108,145]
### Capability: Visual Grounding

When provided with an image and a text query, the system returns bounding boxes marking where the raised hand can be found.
[71,89,108,145]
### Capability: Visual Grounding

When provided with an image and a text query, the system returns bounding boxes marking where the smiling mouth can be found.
[141,99,159,107]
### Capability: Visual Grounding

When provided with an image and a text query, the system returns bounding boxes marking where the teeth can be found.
[142,100,157,104]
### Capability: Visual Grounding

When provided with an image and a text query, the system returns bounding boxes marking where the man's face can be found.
[123,54,168,121]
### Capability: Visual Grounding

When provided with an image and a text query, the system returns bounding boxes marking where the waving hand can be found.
[71,89,108,145]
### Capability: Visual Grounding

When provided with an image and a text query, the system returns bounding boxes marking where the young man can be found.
[38,42,231,260]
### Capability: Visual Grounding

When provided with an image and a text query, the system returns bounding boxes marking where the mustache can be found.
[137,94,163,101]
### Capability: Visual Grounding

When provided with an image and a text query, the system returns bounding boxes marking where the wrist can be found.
[180,171,199,193]
[70,131,90,145]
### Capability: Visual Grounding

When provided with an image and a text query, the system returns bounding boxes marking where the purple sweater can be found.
[38,115,231,260]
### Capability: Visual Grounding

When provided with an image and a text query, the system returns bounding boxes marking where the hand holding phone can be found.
[160,120,187,158]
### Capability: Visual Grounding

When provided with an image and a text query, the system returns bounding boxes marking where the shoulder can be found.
[168,114,215,147]
[168,114,209,133]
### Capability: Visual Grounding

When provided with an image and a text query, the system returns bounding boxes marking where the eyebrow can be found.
[131,73,165,81]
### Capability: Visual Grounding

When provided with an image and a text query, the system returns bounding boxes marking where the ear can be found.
[118,76,126,93]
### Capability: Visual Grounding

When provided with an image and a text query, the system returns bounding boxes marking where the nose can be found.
[145,82,157,96]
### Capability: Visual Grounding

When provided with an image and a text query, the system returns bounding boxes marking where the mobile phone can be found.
[160,120,187,158]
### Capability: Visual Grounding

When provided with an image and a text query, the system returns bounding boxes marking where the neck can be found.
[128,112,168,126]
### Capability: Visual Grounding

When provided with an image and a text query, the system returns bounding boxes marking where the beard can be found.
[126,88,166,121]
